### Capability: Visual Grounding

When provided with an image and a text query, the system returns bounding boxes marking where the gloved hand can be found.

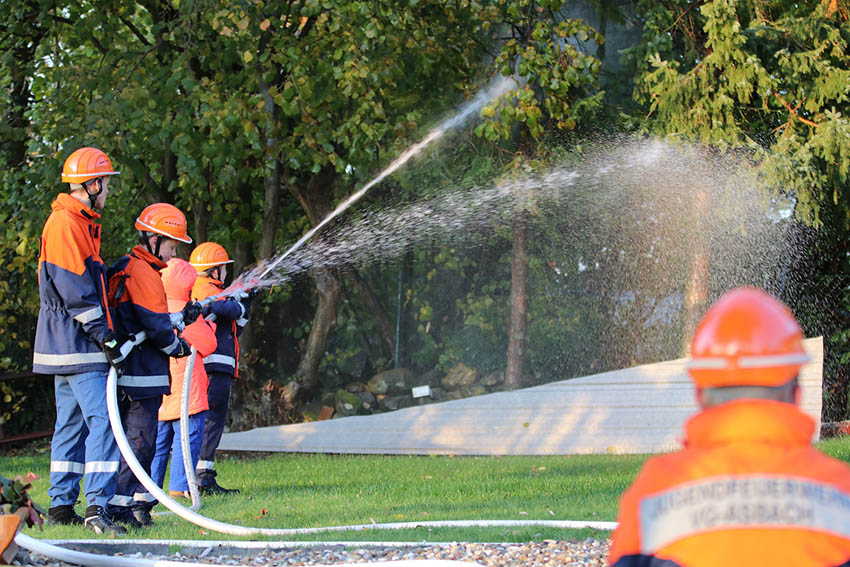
[101,333,126,373]
[181,300,202,323]
[239,289,260,311]
[172,336,192,358]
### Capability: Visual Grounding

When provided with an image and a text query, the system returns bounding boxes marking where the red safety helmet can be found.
[687,287,810,388]
[190,242,233,270]
[61,147,120,183]
[135,203,192,244]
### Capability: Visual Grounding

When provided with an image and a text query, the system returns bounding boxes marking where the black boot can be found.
[84,506,127,535]
[48,505,83,526]
[200,477,240,496]
[132,508,154,527]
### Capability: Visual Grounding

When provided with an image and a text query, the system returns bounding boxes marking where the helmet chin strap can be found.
[144,233,164,260]
[82,178,102,210]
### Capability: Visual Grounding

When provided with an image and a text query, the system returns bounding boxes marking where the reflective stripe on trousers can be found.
[198,373,232,483]
[48,371,120,508]
[108,395,161,512]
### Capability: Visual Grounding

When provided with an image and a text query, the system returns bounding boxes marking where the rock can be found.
[378,394,412,412]
[334,348,373,380]
[441,363,478,390]
[446,390,465,400]
[321,391,336,407]
[368,368,414,396]
[356,391,377,410]
[480,370,505,387]
[301,400,324,422]
[379,395,399,411]
[460,384,488,398]
[429,386,447,401]
[418,367,443,387]
[345,381,368,394]
[334,389,361,417]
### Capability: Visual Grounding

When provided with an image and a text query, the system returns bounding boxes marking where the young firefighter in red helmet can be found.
[33,147,126,535]
[190,242,253,495]
[105,203,199,528]
[608,287,850,567]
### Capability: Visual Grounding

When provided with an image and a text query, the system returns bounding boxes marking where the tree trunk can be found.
[4,11,43,172]
[505,210,529,390]
[284,269,341,403]
[282,165,340,403]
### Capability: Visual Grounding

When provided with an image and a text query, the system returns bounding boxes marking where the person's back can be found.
[608,287,850,567]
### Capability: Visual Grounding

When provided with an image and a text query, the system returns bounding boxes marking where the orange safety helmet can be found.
[190,242,233,270]
[134,203,192,244]
[687,287,810,388]
[61,147,120,183]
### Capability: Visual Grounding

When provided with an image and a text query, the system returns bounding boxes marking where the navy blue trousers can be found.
[196,372,232,485]
[108,394,160,512]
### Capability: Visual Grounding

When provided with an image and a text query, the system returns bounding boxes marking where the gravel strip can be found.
[17,539,611,566]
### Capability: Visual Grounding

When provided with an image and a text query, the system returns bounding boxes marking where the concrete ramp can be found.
[220,337,823,455]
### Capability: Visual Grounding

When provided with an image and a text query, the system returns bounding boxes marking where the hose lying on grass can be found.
[15,532,487,567]
[104,336,618,537]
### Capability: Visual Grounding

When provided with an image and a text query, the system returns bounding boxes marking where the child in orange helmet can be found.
[151,258,217,501]
[106,203,199,528]
[609,287,850,567]
[190,242,252,495]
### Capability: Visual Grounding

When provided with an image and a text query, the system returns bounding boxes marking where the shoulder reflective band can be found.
[640,475,850,553]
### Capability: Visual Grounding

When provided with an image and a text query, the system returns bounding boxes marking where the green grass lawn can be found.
[5,436,850,543]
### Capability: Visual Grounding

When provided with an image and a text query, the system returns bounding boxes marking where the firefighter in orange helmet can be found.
[105,203,199,528]
[34,147,126,535]
[608,287,850,567]
[190,242,251,495]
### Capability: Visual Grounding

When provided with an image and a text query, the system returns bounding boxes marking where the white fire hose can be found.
[178,346,201,511]
[15,533,485,567]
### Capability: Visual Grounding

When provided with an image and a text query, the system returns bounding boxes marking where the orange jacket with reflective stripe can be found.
[191,275,245,378]
[110,246,181,399]
[609,399,850,567]
[33,193,113,375]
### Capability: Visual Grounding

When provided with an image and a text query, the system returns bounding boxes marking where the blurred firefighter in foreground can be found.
[190,242,254,495]
[608,287,850,567]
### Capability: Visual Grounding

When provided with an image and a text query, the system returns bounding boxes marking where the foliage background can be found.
[2,0,849,435]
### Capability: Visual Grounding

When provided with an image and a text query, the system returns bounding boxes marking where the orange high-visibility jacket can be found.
[33,193,113,375]
[159,259,216,421]
[609,399,850,567]
[110,246,181,399]
[191,275,246,378]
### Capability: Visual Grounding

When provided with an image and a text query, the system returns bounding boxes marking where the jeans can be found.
[49,371,120,509]
[151,411,206,492]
